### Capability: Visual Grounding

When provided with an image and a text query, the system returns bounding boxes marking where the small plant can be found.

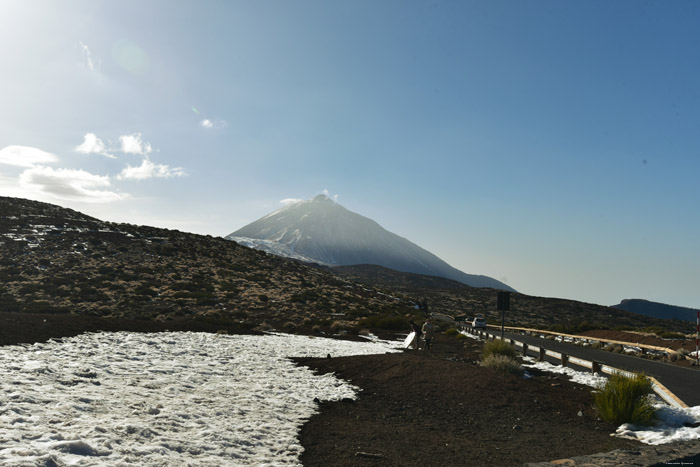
[282,321,296,332]
[659,331,686,340]
[444,328,459,337]
[604,343,623,354]
[311,324,321,334]
[666,352,681,363]
[330,320,358,334]
[594,372,656,426]
[483,339,517,360]
[481,354,523,375]
[358,314,407,331]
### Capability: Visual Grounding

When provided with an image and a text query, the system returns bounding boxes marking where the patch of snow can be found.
[0,332,401,465]
[614,404,700,445]
[227,236,326,265]
[522,356,608,387]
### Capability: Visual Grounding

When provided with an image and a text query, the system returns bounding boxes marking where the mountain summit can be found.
[227,195,514,291]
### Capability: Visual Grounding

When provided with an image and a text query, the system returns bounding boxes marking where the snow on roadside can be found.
[0,332,401,466]
[614,405,700,445]
[522,356,607,387]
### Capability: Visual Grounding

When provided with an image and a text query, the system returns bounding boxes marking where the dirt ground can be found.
[296,332,639,466]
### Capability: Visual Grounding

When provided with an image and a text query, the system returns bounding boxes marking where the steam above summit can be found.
[227,195,514,291]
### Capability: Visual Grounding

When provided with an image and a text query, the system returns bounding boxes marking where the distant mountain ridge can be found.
[612,299,699,323]
[227,195,514,291]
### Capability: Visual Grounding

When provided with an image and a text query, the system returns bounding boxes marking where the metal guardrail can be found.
[467,327,689,409]
[484,324,680,355]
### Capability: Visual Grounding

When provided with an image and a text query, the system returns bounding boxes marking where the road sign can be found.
[497,292,510,311]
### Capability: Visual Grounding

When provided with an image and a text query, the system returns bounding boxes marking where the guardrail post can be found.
[538,347,545,362]
[510,339,515,346]
[522,343,528,357]
[592,361,601,374]
[561,353,568,367]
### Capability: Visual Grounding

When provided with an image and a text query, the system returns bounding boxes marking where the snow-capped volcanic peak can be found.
[226,196,514,291]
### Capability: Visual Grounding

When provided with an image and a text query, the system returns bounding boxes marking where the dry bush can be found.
[604,343,623,354]
[481,354,523,375]
[482,339,517,360]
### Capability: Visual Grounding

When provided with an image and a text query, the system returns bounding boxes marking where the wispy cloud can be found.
[200,118,228,129]
[75,132,186,182]
[119,133,153,155]
[19,166,127,202]
[280,198,303,206]
[320,189,340,202]
[79,41,99,72]
[75,133,115,159]
[117,158,185,181]
[0,146,60,168]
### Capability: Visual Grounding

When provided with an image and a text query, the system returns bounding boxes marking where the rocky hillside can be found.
[613,299,699,323]
[0,197,414,332]
[330,265,690,334]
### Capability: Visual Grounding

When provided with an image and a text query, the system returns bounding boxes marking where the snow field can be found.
[0,332,401,466]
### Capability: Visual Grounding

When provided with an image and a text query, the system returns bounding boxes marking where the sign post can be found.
[497,292,510,339]
[696,310,699,366]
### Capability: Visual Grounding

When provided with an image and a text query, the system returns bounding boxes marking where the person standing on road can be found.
[409,320,422,350]
[422,317,435,352]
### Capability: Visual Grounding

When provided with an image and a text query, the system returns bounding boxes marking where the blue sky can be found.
[1,0,699,310]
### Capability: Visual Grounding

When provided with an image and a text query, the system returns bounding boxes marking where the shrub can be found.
[483,339,517,360]
[659,331,686,340]
[0,293,21,312]
[358,314,407,331]
[311,325,321,334]
[481,354,523,375]
[330,320,349,332]
[282,321,297,332]
[290,290,320,303]
[604,344,624,354]
[594,372,656,426]
[444,328,459,337]
[666,352,681,363]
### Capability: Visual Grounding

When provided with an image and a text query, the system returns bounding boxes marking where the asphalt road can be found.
[472,327,700,407]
